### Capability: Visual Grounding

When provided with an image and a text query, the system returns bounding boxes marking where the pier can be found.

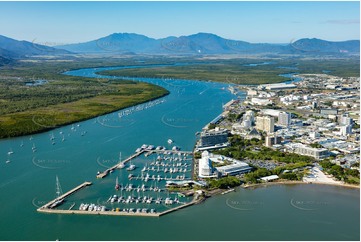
[96,150,145,179]
[38,181,92,211]
[37,208,160,217]
[96,149,193,179]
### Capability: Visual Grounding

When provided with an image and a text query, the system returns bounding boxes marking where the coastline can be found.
[0,88,170,140]
[242,180,360,190]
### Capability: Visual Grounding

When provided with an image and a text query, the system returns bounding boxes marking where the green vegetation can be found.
[310,143,323,148]
[0,58,169,138]
[208,176,241,189]
[319,160,360,184]
[99,58,360,85]
[243,162,308,184]
[244,168,271,183]
[213,135,314,164]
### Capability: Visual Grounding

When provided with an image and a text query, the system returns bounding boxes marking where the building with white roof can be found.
[198,151,215,178]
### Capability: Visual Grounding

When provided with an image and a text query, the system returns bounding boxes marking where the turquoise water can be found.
[0,65,359,240]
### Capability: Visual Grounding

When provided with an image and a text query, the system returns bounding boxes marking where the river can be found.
[0,65,359,240]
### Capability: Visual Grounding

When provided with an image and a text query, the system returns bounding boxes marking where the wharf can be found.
[37,208,160,217]
[38,181,92,211]
[96,151,145,179]
[96,149,192,179]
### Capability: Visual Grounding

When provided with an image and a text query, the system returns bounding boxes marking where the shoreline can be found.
[0,90,169,140]
[241,180,360,190]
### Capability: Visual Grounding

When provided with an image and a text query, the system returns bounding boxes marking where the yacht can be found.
[127,162,136,171]
[115,177,120,190]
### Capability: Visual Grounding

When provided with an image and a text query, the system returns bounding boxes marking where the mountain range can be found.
[56,33,360,55]
[0,33,359,59]
[0,35,70,59]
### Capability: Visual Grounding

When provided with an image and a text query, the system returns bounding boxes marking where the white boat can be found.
[7,148,14,155]
[167,139,173,144]
[127,164,136,171]
[118,162,125,169]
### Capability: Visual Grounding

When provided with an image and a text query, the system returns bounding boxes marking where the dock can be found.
[96,151,145,179]
[38,181,92,211]
[96,149,193,179]
[37,208,160,217]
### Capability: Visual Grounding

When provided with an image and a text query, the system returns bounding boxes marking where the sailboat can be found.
[115,177,120,190]
[49,176,64,209]
[20,141,24,147]
[117,152,125,169]
[32,143,37,152]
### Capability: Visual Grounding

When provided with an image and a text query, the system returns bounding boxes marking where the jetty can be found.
[37,181,92,211]
[96,148,193,179]
[96,151,145,179]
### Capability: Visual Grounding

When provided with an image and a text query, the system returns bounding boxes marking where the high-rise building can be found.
[200,128,229,148]
[340,125,353,136]
[198,151,214,178]
[340,115,353,126]
[278,112,291,127]
[243,110,255,125]
[256,116,274,133]
[265,135,282,147]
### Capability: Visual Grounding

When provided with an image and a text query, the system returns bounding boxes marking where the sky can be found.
[0,1,359,45]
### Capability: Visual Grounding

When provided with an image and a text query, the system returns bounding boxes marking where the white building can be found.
[251,97,273,106]
[278,111,291,127]
[340,125,353,136]
[198,151,214,178]
[340,115,353,126]
[294,145,329,160]
[216,162,252,176]
[309,132,320,139]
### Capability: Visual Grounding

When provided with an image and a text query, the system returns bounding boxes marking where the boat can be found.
[49,176,64,209]
[115,177,120,190]
[7,148,14,155]
[20,141,24,147]
[167,139,173,144]
[32,143,37,152]
[117,162,125,169]
[127,161,136,171]
[128,174,134,179]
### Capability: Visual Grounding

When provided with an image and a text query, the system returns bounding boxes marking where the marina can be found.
[37,144,199,217]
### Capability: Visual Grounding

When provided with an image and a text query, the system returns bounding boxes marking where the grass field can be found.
[99,58,360,84]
